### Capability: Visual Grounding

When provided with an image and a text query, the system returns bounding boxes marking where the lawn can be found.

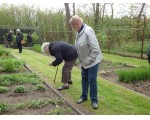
[8,48,150,115]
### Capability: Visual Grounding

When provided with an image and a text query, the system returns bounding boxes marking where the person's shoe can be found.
[57,86,69,91]
[92,103,98,109]
[68,80,73,84]
[77,98,87,104]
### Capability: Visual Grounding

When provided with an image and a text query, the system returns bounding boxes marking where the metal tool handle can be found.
[54,66,58,84]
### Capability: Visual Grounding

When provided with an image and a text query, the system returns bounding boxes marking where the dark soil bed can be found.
[0,71,78,115]
[99,60,150,97]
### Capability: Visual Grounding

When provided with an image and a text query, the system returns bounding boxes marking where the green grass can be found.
[8,48,150,115]
[103,53,148,67]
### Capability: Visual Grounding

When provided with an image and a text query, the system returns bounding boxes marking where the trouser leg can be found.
[61,59,76,84]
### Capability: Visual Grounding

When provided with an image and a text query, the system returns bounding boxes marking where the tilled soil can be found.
[0,73,79,115]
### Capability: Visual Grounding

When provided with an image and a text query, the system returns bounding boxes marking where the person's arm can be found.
[85,28,100,64]
[51,48,63,66]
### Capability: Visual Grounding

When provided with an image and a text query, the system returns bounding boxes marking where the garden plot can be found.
[99,60,150,97]
[0,73,77,115]
[0,46,78,115]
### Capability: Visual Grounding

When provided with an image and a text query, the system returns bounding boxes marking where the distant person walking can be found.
[27,32,32,47]
[6,30,13,48]
[16,29,23,53]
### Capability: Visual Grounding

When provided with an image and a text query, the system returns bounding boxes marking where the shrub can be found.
[0,46,10,57]
[31,44,41,53]
[0,58,25,72]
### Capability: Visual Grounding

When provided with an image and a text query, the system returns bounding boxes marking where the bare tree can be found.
[73,3,75,15]
[93,3,100,30]
[64,3,73,44]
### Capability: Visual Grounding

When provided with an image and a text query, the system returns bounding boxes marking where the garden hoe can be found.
[54,66,59,84]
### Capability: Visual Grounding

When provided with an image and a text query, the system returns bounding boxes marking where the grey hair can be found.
[69,15,83,25]
[41,42,50,52]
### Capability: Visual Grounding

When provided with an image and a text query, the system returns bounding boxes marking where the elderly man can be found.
[69,15,103,109]
[41,41,78,90]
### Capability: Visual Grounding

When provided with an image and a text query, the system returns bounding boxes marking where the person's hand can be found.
[49,63,53,66]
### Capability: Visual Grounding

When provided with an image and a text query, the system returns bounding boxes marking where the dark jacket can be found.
[7,32,13,42]
[147,46,150,64]
[16,32,23,43]
[49,41,78,66]
[27,34,32,43]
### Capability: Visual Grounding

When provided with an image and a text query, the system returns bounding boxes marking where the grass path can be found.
[9,48,150,115]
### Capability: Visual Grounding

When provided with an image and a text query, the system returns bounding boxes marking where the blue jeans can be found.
[80,63,99,103]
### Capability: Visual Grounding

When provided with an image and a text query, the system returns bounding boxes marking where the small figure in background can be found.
[27,32,32,47]
[147,46,150,64]
[6,30,13,48]
[16,29,23,53]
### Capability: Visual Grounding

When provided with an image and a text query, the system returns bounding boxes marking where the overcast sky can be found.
[0,0,150,18]
[0,0,149,10]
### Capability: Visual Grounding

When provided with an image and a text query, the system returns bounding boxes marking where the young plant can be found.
[14,85,27,93]
[35,84,46,91]
[0,102,9,113]
[0,86,9,93]
[47,107,68,115]
[28,99,49,108]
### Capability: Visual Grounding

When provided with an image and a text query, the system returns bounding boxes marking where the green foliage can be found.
[0,86,9,93]
[35,84,46,90]
[0,46,10,57]
[31,32,39,44]
[31,44,41,53]
[96,31,108,48]
[28,99,49,108]
[0,73,41,86]
[0,102,8,113]
[117,66,150,83]
[47,107,66,115]
[0,58,25,72]
[14,85,27,93]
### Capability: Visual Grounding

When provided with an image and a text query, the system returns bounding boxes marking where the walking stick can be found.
[54,66,59,84]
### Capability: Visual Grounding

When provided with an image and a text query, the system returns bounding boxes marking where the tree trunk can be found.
[73,3,75,15]
[94,3,100,30]
[136,3,146,41]
[64,3,73,44]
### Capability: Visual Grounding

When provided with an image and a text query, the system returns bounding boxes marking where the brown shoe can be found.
[57,86,69,91]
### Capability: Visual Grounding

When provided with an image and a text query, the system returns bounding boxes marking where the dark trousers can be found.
[61,59,76,83]
[17,43,22,53]
[80,63,99,104]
